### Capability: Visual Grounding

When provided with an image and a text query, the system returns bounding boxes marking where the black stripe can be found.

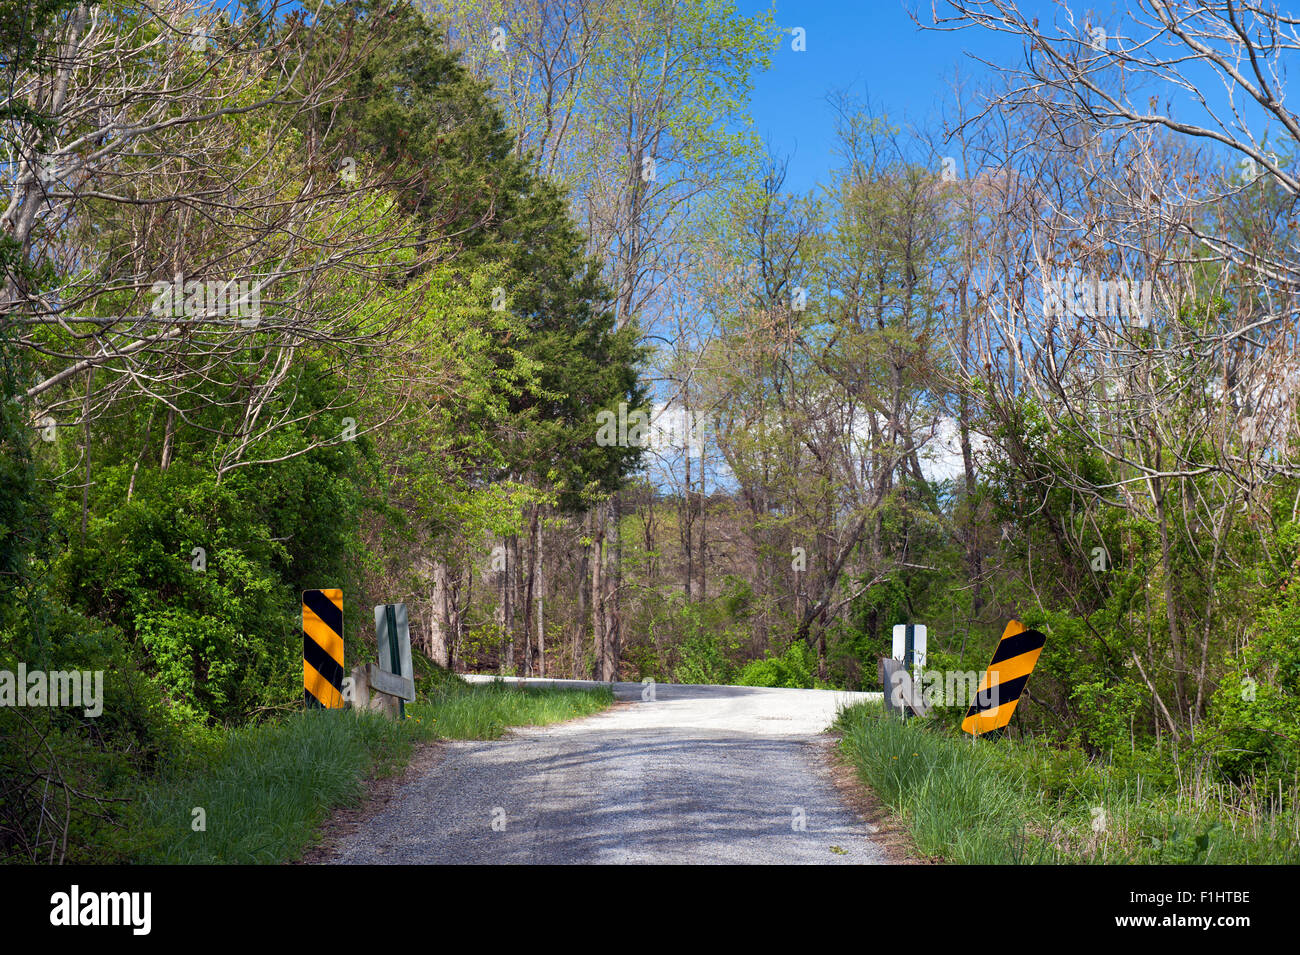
[990,628,1046,664]
[303,633,344,691]
[963,673,1031,718]
[302,589,343,637]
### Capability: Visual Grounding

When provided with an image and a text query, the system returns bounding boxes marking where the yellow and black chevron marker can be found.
[961,619,1046,736]
[303,588,344,709]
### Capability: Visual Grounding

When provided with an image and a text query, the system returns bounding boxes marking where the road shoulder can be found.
[296,737,446,865]
[813,734,937,864]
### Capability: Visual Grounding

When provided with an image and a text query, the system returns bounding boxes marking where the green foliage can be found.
[663,581,756,684]
[672,624,738,686]
[737,641,825,689]
[0,601,188,862]
[310,0,648,513]
[1208,540,1300,789]
[49,431,365,724]
[1,340,187,863]
[0,340,40,636]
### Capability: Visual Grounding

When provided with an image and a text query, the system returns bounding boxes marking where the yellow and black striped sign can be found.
[961,619,1046,736]
[303,588,344,709]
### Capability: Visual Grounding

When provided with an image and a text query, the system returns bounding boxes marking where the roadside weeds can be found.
[815,734,938,865]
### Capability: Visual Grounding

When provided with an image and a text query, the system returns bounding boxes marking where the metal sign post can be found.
[891,624,927,720]
[880,657,929,718]
[374,603,412,719]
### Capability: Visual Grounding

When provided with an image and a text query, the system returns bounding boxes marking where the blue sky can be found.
[739,0,1029,195]
[738,1,1287,196]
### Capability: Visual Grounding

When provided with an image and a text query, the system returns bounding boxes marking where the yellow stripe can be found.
[304,659,344,708]
[962,699,1019,734]
[303,613,344,666]
[971,619,1032,693]
[987,647,1043,686]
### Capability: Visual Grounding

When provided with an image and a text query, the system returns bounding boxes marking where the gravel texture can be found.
[329,679,887,865]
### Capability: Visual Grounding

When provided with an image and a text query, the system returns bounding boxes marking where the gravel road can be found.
[328,678,887,865]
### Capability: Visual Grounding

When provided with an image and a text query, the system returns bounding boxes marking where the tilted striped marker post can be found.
[961,619,1046,736]
[303,588,345,709]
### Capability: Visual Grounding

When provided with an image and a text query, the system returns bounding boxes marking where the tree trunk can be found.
[428,559,451,668]
[682,449,694,601]
[498,536,514,673]
[535,510,545,677]
[160,405,176,472]
[696,482,706,601]
[522,507,540,676]
[602,494,621,681]
[574,521,589,679]
[590,508,606,680]
[957,277,984,618]
[521,538,533,677]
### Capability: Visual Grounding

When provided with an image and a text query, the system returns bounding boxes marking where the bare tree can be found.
[3,2,437,481]
[926,2,1300,731]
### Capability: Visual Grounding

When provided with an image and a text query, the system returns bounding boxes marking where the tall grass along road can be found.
[134,680,611,864]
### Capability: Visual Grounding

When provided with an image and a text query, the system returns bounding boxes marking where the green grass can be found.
[133,709,417,864]
[835,701,1300,864]
[407,679,614,739]
[132,678,612,864]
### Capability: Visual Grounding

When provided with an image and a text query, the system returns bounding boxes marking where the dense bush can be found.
[666,588,750,685]
[736,641,824,688]
[1208,552,1300,792]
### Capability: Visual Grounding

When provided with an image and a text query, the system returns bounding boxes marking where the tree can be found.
[308,0,646,674]
[429,0,775,679]
[925,2,1300,736]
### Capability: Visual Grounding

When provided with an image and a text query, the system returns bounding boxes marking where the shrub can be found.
[737,641,823,688]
